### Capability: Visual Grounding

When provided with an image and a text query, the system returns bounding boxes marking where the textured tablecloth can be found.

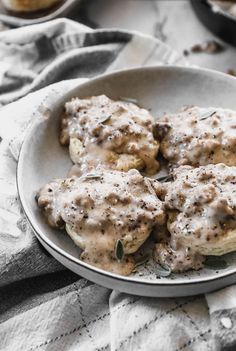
[0,18,236,351]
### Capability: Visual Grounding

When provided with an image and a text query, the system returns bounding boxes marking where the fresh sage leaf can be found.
[99,115,112,124]
[156,175,173,183]
[204,256,228,270]
[120,96,138,104]
[115,239,124,261]
[135,253,150,267]
[83,173,101,180]
[156,265,171,277]
[199,110,216,121]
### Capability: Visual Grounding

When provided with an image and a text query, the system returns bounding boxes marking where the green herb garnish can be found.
[199,110,216,121]
[99,115,112,124]
[115,239,124,261]
[204,256,228,270]
[156,175,173,183]
[156,265,171,277]
[135,253,150,267]
[120,96,138,104]
[83,173,101,180]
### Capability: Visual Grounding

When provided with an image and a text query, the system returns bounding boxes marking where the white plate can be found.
[17,66,236,297]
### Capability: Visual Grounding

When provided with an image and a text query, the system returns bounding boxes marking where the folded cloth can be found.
[0,18,235,351]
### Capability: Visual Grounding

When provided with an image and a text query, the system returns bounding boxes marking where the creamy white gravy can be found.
[37,169,165,275]
[157,106,236,167]
[154,164,236,272]
[60,95,159,175]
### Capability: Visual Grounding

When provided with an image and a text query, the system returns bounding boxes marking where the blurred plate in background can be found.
[0,0,80,27]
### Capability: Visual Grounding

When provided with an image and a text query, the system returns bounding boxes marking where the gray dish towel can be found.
[0,18,236,351]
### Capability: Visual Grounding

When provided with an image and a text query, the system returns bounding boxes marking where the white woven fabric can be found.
[0,18,235,351]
